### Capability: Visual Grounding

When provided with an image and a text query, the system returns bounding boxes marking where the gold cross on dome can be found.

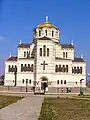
[46,16,48,22]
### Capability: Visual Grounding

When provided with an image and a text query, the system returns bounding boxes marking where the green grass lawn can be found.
[0,95,23,109]
[39,97,90,120]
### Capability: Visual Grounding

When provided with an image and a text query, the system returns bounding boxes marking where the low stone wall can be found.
[0,86,86,94]
[33,87,85,94]
[48,87,81,94]
[0,86,34,93]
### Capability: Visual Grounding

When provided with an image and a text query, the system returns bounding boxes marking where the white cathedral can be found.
[4,17,86,93]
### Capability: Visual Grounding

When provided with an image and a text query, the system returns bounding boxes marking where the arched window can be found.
[45,30,47,36]
[66,52,67,58]
[47,48,49,56]
[77,67,79,74]
[59,65,62,72]
[31,64,33,72]
[22,79,24,83]
[27,51,30,58]
[64,80,66,84]
[43,45,46,56]
[39,30,41,36]
[24,64,27,72]
[27,64,30,71]
[28,64,30,67]
[57,80,59,84]
[62,65,65,72]
[66,65,68,73]
[28,64,30,71]
[63,52,65,58]
[74,67,76,74]
[26,79,28,84]
[8,65,10,72]
[61,80,63,84]
[52,31,54,37]
[55,65,58,72]
[11,65,13,72]
[40,48,42,56]
[21,64,23,72]
[29,79,31,84]
[80,67,82,74]
[15,65,17,72]
[24,51,26,57]
[27,51,28,57]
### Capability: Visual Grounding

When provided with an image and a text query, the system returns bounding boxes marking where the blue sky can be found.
[0,0,90,75]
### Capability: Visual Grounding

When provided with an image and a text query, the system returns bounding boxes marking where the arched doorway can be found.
[41,76,48,93]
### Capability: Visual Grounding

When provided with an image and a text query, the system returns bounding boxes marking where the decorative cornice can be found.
[72,58,85,62]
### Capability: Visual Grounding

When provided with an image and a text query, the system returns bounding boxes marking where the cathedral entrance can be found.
[41,77,48,94]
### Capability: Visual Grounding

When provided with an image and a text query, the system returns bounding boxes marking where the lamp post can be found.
[26,79,28,93]
[80,79,84,96]
[33,81,36,94]
[14,71,17,86]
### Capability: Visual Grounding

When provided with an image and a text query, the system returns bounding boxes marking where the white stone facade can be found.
[4,17,86,93]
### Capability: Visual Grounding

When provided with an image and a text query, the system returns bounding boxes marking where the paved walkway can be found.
[0,95,44,120]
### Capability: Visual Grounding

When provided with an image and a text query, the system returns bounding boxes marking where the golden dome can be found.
[37,21,57,29]
[37,16,58,29]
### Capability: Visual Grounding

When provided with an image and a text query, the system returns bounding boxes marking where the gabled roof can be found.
[55,57,85,62]
[7,56,17,61]
[38,36,51,40]
[73,58,85,62]
[61,44,74,49]
[18,43,31,48]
